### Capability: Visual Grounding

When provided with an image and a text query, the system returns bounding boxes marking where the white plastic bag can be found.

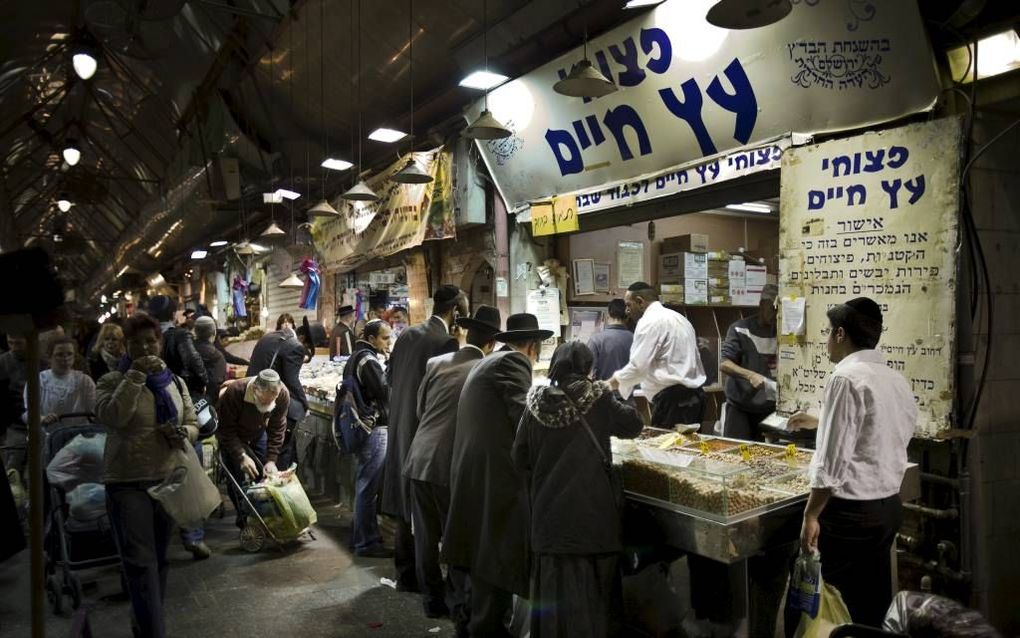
[67,483,107,521]
[46,433,106,490]
[147,445,221,528]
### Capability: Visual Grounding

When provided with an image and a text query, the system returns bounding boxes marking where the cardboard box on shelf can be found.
[746,265,767,288]
[660,284,685,294]
[661,233,709,254]
[684,278,708,305]
[728,260,746,284]
[708,276,729,287]
[710,294,732,305]
[660,252,708,282]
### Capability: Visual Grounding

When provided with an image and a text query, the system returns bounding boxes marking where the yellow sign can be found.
[531,202,556,237]
[699,441,710,456]
[739,443,751,462]
[657,433,681,450]
[552,195,580,233]
[785,444,798,463]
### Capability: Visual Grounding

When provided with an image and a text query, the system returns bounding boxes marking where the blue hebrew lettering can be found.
[706,58,757,144]
[608,37,646,87]
[640,28,672,75]
[808,190,826,210]
[594,50,615,90]
[659,79,717,156]
[832,155,852,176]
[545,128,584,176]
[572,120,592,149]
[904,175,925,204]
[887,145,909,169]
[584,115,605,145]
[846,184,866,206]
[881,178,902,209]
[603,105,652,161]
[863,149,885,172]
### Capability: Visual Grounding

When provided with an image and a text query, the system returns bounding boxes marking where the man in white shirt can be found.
[790,297,916,627]
[609,282,706,427]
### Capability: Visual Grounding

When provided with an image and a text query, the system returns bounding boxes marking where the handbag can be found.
[147,444,222,528]
[564,392,625,511]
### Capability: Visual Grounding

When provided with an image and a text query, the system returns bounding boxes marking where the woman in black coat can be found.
[512,341,643,638]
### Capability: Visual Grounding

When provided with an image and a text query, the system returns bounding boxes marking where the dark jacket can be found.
[403,346,485,487]
[443,350,533,596]
[382,316,458,520]
[513,380,643,555]
[721,315,777,413]
[330,321,355,359]
[86,350,117,383]
[587,324,633,381]
[161,326,208,395]
[343,341,389,426]
[246,330,309,422]
[195,340,226,407]
[215,378,290,464]
[216,340,250,366]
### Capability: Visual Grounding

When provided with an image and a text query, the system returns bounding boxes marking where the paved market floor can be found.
[0,497,458,637]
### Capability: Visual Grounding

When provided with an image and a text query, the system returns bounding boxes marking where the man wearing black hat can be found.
[403,305,502,622]
[444,313,552,637]
[331,305,357,360]
[383,284,467,591]
[789,297,917,628]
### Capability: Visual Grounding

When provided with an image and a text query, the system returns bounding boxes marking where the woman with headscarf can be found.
[512,341,643,637]
[95,312,199,638]
[88,323,125,381]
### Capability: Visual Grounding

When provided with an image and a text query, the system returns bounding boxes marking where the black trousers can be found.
[469,573,514,638]
[723,403,772,442]
[410,479,452,606]
[394,518,418,590]
[650,385,705,428]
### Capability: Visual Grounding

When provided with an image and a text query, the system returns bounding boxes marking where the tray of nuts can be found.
[721,444,784,461]
[681,438,738,454]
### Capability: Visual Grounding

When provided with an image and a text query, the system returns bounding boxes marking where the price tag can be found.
[656,433,681,450]
[785,444,798,463]
[739,444,752,462]
[699,441,710,456]
[552,195,580,233]
[531,202,555,237]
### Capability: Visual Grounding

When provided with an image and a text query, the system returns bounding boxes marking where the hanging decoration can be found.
[232,275,249,317]
[299,257,321,310]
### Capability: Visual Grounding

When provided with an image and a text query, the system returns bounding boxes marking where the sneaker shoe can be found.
[355,545,394,559]
[184,541,212,560]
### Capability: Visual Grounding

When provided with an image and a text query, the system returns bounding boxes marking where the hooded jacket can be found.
[512,379,643,555]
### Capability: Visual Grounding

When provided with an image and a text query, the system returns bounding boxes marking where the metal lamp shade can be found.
[279,273,305,288]
[706,0,792,29]
[464,109,512,140]
[260,222,287,238]
[391,158,434,184]
[234,241,256,255]
[342,180,380,202]
[552,59,618,98]
[307,199,340,217]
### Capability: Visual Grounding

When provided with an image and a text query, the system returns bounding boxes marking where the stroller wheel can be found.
[46,575,63,615]
[240,523,266,552]
[69,573,83,609]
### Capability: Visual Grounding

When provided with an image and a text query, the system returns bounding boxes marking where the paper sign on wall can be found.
[531,202,556,237]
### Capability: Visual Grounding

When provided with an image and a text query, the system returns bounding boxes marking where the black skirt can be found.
[531,553,622,638]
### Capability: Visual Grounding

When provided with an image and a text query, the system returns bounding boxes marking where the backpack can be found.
[332,351,379,455]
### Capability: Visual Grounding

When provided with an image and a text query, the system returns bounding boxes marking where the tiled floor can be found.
[0,498,456,637]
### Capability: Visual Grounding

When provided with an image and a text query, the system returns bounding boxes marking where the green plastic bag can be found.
[261,469,317,540]
[794,582,853,638]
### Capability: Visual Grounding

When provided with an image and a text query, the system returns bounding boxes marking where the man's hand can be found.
[263,461,279,476]
[157,423,187,450]
[788,412,819,431]
[132,355,165,375]
[746,372,766,390]
[239,454,259,481]
[800,514,821,553]
[608,376,620,392]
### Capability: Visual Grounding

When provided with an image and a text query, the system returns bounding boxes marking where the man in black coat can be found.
[383,284,466,591]
[330,305,357,359]
[443,313,552,637]
[403,306,501,622]
[246,324,310,469]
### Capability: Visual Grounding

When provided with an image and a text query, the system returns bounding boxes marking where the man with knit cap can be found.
[193,316,226,408]
[789,297,917,627]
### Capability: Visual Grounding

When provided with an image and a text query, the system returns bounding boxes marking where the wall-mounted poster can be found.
[617,241,644,289]
[594,262,611,293]
[573,259,596,296]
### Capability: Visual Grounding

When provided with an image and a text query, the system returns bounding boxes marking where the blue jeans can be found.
[107,482,174,638]
[353,426,387,552]
[180,441,205,544]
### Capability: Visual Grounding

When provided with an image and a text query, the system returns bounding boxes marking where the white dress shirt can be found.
[809,349,917,500]
[24,370,96,425]
[613,301,706,401]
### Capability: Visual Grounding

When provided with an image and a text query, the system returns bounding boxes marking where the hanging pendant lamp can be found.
[279,272,305,288]
[464,0,512,140]
[391,0,434,185]
[706,0,792,29]
[260,221,287,238]
[553,59,618,98]
[392,157,433,184]
[235,240,257,255]
[343,180,380,201]
[343,1,381,202]
[307,199,340,217]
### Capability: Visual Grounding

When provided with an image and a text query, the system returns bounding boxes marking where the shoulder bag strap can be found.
[563,392,610,469]
[267,335,287,370]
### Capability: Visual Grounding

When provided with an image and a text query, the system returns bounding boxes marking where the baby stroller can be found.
[218,451,317,553]
[43,413,124,614]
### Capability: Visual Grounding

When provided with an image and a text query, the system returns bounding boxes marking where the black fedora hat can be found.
[456,305,502,334]
[493,313,554,342]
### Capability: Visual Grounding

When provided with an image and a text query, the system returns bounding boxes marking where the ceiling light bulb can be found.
[57,199,72,212]
[62,141,81,166]
[368,128,408,143]
[263,192,284,204]
[72,52,98,80]
[321,158,354,171]
[459,70,510,90]
[191,250,208,259]
[274,188,301,200]
[209,240,229,247]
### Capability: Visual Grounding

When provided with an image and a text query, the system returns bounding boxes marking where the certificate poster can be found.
[594,262,611,292]
[573,259,596,296]
[617,241,645,289]
[568,308,605,343]
[777,118,962,438]
[526,287,562,336]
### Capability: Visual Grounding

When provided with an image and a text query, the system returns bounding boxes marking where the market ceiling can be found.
[0,0,1015,308]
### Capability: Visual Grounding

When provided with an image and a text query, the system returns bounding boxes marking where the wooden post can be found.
[25,328,44,637]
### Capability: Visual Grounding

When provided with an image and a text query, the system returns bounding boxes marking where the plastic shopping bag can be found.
[147,445,221,529]
[260,468,317,539]
[794,583,852,638]
[67,483,107,521]
[788,550,823,618]
[46,434,106,490]
[884,591,1002,638]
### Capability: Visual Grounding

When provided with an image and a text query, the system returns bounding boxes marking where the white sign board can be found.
[777,118,962,438]
[470,0,939,211]
[526,288,562,336]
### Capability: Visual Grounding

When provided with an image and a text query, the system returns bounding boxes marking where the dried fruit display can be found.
[682,439,738,453]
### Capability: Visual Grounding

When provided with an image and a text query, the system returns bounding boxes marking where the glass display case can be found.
[618,435,811,523]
